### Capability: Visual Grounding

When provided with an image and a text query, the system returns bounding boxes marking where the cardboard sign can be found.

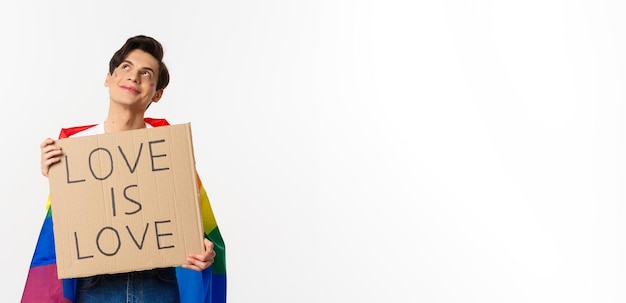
[48,123,205,279]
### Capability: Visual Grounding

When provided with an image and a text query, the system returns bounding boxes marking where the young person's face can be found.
[105,49,163,110]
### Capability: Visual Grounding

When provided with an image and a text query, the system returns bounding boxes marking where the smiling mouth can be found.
[121,86,140,94]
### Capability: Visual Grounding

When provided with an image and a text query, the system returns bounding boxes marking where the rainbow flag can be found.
[21,118,226,303]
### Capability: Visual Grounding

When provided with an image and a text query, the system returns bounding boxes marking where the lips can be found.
[120,85,140,94]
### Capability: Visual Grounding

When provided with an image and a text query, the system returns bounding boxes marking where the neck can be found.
[104,102,149,133]
[104,118,146,133]
[104,113,146,133]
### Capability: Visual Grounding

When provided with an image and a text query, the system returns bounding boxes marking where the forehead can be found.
[122,49,159,71]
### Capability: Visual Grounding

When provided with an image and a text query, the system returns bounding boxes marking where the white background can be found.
[1,0,626,302]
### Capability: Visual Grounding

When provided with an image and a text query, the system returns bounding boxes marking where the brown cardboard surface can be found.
[48,123,205,279]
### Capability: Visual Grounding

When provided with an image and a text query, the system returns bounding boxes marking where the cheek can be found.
[113,72,118,78]
[149,83,155,87]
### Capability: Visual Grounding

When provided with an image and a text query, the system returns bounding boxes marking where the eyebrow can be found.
[121,59,156,74]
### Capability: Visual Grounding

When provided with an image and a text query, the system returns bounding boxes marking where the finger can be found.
[204,239,214,253]
[189,249,215,261]
[181,263,205,272]
[181,264,197,271]
[40,138,55,149]
[188,251,213,262]
[43,157,62,167]
[42,149,63,161]
[181,262,202,271]
[40,139,60,155]
[41,144,62,155]
[41,150,63,163]
[182,239,215,271]
[188,256,211,267]
[42,159,61,176]
[183,257,213,271]
[41,149,62,165]
[43,157,61,164]
[188,249,215,266]
[41,148,63,177]
[192,239,215,260]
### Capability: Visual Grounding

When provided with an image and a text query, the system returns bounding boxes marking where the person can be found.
[21,35,226,303]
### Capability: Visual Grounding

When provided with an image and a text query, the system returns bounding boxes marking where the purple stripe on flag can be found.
[21,263,67,302]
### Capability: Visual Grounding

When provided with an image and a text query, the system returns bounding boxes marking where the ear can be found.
[104,72,112,87]
[151,89,164,103]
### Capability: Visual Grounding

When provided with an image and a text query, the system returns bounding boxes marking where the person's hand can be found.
[40,138,62,177]
[182,238,216,271]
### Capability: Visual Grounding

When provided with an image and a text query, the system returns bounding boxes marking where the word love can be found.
[64,139,170,183]
[74,220,174,258]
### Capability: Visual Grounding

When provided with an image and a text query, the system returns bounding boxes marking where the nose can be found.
[127,72,140,83]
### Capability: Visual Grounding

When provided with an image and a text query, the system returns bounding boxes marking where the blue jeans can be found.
[75,268,180,303]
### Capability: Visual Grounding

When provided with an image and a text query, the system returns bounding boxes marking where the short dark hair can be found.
[108,35,170,90]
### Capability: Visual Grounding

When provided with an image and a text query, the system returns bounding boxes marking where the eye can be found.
[121,64,131,70]
[141,70,152,78]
